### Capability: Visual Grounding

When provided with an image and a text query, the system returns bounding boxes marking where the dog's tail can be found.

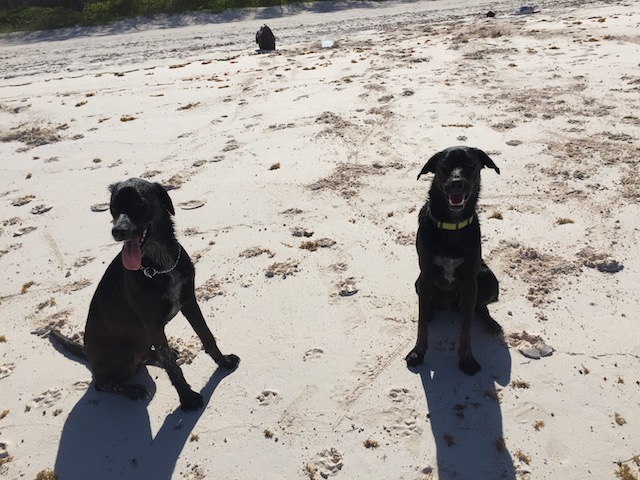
[49,329,87,360]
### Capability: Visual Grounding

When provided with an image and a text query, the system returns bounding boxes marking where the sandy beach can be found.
[1,0,639,478]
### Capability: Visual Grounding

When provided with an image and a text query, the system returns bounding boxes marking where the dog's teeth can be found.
[448,194,467,207]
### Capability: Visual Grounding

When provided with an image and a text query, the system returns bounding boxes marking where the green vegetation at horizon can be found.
[0,0,314,34]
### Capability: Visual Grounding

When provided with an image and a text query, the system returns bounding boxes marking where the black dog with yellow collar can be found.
[406,146,502,375]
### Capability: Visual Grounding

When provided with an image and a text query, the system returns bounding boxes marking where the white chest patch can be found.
[434,256,465,284]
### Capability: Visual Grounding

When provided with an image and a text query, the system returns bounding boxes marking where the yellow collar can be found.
[429,212,475,231]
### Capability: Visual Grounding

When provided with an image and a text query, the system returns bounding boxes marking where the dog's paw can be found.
[458,355,481,376]
[179,390,204,411]
[405,349,425,368]
[217,353,240,370]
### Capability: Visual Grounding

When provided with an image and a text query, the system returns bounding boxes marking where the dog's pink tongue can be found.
[449,194,465,207]
[121,238,142,271]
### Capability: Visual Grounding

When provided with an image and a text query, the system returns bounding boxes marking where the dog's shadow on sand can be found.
[410,312,515,480]
[54,364,234,480]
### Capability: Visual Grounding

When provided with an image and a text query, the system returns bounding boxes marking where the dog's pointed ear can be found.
[154,183,175,215]
[417,151,446,180]
[471,148,500,174]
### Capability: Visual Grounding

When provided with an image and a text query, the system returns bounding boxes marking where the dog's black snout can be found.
[448,178,467,193]
[450,179,464,189]
[111,214,135,241]
[112,226,129,241]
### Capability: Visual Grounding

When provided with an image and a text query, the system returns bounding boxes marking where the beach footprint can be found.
[309,447,344,478]
[11,195,35,206]
[336,277,358,297]
[388,387,414,403]
[0,243,22,258]
[72,381,91,391]
[0,363,15,380]
[0,441,11,465]
[329,262,348,273]
[257,389,280,406]
[72,256,95,268]
[30,204,53,215]
[303,348,324,361]
[382,406,423,438]
[222,139,241,152]
[27,388,64,410]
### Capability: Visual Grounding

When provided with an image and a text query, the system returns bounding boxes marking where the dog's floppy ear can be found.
[471,148,500,174]
[417,150,447,180]
[154,183,175,216]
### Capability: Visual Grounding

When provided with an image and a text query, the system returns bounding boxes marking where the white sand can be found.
[1,0,639,478]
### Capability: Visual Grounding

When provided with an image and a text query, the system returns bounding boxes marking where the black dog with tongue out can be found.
[51,178,239,411]
[405,146,502,375]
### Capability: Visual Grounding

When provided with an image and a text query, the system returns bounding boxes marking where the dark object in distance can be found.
[514,6,539,14]
[486,10,496,17]
[405,146,502,375]
[51,178,239,411]
[256,24,276,51]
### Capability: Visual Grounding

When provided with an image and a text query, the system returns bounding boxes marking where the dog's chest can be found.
[433,256,465,285]
[161,273,186,318]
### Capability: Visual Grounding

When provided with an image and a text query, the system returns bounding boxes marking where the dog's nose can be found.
[112,215,134,241]
[449,179,466,192]
[112,226,128,241]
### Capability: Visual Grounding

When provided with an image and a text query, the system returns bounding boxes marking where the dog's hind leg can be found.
[92,355,150,401]
[476,305,503,336]
[476,263,502,335]
[477,262,499,305]
[405,276,432,368]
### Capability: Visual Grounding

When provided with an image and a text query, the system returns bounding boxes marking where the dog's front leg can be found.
[181,298,240,369]
[154,333,204,411]
[406,275,432,367]
[458,281,481,375]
